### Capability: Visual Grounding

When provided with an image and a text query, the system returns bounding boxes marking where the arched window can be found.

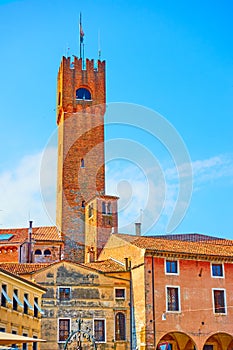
[102,201,106,214]
[35,249,42,255]
[81,200,85,208]
[80,158,85,168]
[76,88,91,100]
[44,249,51,256]
[115,312,126,341]
[107,202,112,214]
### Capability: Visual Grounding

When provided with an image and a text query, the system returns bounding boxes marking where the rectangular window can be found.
[1,285,7,307]
[166,287,180,312]
[58,319,70,342]
[13,289,18,311]
[12,330,17,349]
[34,297,38,318]
[24,294,28,314]
[211,263,224,277]
[59,287,71,301]
[22,333,28,350]
[166,260,178,274]
[33,336,38,350]
[203,346,213,350]
[115,288,125,300]
[94,319,106,342]
[213,289,226,314]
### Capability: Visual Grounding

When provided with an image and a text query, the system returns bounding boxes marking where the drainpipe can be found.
[152,256,156,348]
[28,220,33,263]
[129,262,133,350]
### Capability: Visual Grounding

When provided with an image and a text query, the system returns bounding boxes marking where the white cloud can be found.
[0,150,232,234]
[0,151,55,228]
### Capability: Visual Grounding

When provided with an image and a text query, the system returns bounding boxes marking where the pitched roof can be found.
[85,258,125,272]
[113,233,233,258]
[0,263,53,275]
[0,226,62,244]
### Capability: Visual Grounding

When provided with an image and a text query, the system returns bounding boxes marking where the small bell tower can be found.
[56,56,106,261]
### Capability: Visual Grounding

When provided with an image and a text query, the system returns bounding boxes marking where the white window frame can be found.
[166,285,181,313]
[114,287,126,301]
[57,317,71,343]
[212,288,227,315]
[57,286,71,301]
[165,259,179,275]
[211,263,224,278]
[93,318,106,343]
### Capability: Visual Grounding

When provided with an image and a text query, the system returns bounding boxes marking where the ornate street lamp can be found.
[64,319,97,350]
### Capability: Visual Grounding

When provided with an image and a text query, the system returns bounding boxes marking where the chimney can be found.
[135,222,141,236]
[124,257,131,271]
[28,220,33,263]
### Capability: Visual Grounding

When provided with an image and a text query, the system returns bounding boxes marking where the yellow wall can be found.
[0,269,45,350]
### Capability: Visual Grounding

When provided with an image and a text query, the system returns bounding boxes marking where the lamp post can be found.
[63,318,97,350]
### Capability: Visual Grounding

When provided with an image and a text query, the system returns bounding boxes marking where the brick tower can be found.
[56,56,108,261]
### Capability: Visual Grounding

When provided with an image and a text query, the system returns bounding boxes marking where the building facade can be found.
[0,260,131,350]
[100,233,233,350]
[0,268,46,350]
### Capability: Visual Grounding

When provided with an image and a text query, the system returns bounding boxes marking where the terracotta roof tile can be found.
[0,226,62,244]
[113,233,233,257]
[85,259,125,272]
[0,262,52,275]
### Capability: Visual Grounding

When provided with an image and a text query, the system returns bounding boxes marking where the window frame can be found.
[44,249,51,256]
[58,287,71,301]
[35,249,42,255]
[22,333,28,350]
[212,288,227,315]
[166,285,181,313]
[115,312,126,341]
[165,259,179,275]
[58,318,71,343]
[93,319,106,343]
[211,263,224,278]
[114,288,126,301]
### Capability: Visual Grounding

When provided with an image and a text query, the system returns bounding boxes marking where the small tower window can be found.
[81,158,85,168]
[35,249,42,255]
[102,201,106,214]
[81,200,85,208]
[107,202,112,215]
[76,88,91,100]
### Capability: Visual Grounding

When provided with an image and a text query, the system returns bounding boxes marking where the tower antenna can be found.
[79,12,85,60]
[98,29,101,60]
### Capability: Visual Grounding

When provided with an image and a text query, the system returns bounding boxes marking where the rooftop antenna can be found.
[98,29,101,60]
[79,12,85,64]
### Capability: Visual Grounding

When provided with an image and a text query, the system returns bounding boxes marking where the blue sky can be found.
[0,0,232,237]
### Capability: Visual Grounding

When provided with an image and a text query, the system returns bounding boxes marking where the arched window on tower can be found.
[35,249,42,255]
[115,312,126,341]
[76,88,92,100]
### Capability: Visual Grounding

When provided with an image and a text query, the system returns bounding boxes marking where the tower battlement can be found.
[57,56,106,125]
